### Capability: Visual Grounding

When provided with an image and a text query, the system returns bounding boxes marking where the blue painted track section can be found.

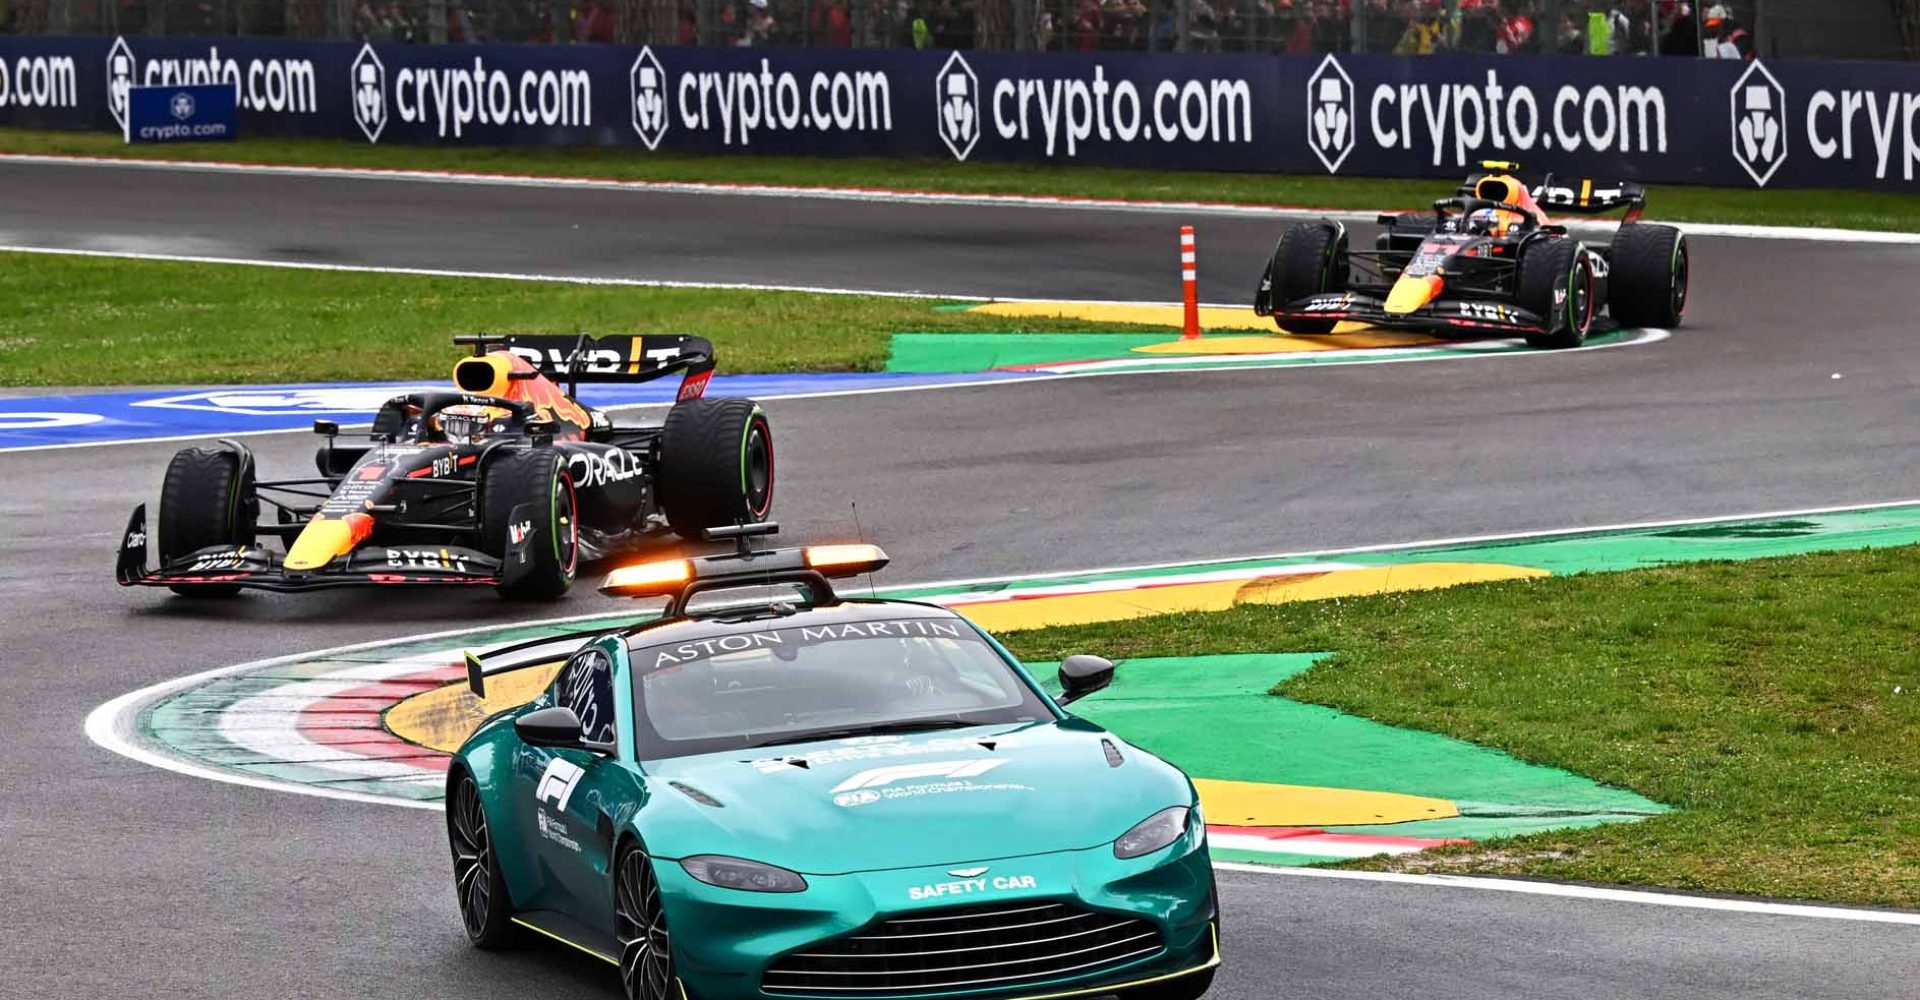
[0,371,1034,452]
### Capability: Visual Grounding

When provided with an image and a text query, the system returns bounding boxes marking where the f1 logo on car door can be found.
[536,757,586,811]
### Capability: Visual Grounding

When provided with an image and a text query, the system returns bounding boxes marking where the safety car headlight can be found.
[1113,805,1192,860]
[680,855,808,893]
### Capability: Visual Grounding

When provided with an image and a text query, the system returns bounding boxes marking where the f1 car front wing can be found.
[114,504,544,592]
[1264,291,1554,335]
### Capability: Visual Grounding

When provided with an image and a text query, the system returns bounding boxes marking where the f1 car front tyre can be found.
[615,842,681,1000]
[1519,239,1597,350]
[448,771,516,949]
[1268,222,1349,334]
[1608,224,1689,329]
[479,449,579,600]
[157,445,257,597]
[660,398,774,542]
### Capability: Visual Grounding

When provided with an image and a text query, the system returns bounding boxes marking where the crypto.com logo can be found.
[351,44,387,143]
[169,91,195,121]
[935,51,979,162]
[1306,54,1354,174]
[106,36,135,131]
[1730,60,1786,187]
[630,46,668,150]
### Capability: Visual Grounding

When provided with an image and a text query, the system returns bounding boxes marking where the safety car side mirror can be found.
[1057,655,1115,706]
[515,706,614,755]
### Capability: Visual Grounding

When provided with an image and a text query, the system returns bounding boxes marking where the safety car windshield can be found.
[627,617,1054,760]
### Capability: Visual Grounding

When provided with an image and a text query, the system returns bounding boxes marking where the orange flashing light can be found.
[601,559,693,596]
[804,544,890,576]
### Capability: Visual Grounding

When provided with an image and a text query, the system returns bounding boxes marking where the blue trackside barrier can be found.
[1,36,1918,190]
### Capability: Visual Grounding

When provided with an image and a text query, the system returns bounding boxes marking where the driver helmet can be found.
[1466,207,1505,235]
[431,403,514,445]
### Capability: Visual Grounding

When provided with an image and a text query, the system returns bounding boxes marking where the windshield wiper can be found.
[748,718,971,749]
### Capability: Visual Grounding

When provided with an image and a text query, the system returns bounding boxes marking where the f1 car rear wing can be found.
[1532,175,1648,224]
[454,333,717,400]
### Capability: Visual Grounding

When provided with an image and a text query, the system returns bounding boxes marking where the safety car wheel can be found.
[615,843,681,1000]
[1120,967,1215,1000]
[1268,222,1349,335]
[1519,239,1596,350]
[157,445,256,597]
[1608,224,1688,329]
[448,771,516,949]
[660,398,774,542]
[478,449,579,600]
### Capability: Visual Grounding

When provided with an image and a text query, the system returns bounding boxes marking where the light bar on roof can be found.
[804,544,889,577]
[601,558,692,598]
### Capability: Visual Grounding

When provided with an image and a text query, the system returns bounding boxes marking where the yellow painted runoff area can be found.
[1192,778,1458,827]
[385,660,563,753]
[949,562,1547,633]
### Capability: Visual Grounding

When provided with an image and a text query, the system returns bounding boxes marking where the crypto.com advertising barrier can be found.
[6,35,1920,190]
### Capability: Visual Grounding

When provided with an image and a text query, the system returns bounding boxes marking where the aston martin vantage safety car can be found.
[116,334,774,599]
[445,525,1219,1000]
[1254,161,1690,348]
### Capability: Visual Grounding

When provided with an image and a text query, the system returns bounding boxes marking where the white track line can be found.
[8,152,1920,245]
[0,243,989,300]
[82,607,642,812]
[1214,864,1920,926]
[883,497,1920,592]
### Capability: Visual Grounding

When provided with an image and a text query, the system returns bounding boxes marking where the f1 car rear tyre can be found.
[1608,224,1689,329]
[615,842,681,1000]
[1120,967,1215,1000]
[1519,239,1596,350]
[478,449,579,600]
[660,398,774,542]
[1269,222,1350,335]
[448,771,517,949]
[157,445,257,597]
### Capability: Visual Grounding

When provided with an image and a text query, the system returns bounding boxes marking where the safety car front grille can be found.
[761,901,1163,996]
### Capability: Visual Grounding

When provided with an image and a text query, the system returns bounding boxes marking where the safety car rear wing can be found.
[454,332,717,400]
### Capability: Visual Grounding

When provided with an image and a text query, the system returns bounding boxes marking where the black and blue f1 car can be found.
[1255,162,1690,349]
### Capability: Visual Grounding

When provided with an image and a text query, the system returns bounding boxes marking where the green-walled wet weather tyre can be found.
[660,398,774,541]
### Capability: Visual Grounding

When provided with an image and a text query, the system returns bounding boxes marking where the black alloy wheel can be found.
[616,845,677,1000]
[449,773,513,946]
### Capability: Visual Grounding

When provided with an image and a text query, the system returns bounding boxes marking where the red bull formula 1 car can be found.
[1254,161,1689,349]
[115,333,774,599]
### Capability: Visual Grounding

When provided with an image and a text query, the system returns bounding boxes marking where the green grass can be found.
[0,252,1167,385]
[1004,546,1920,907]
[8,128,1920,233]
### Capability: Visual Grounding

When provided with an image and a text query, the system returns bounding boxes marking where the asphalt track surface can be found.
[2,160,1917,998]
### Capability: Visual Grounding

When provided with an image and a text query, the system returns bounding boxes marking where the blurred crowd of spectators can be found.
[341,0,1755,56]
[0,0,1751,52]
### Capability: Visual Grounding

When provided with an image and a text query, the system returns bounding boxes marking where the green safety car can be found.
[445,526,1220,1000]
